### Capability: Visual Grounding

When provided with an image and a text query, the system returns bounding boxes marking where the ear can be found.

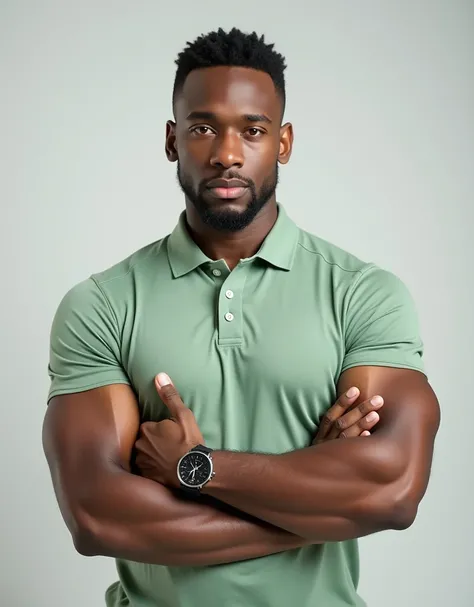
[278,122,294,165]
[165,120,178,162]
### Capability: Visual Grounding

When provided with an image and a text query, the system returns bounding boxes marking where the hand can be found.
[134,373,205,488]
[313,387,384,445]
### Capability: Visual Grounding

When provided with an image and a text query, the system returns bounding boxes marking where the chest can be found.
[122,267,344,452]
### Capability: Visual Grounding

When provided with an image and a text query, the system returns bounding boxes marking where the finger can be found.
[155,373,189,420]
[325,395,384,440]
[315,387,360,440]
[336,410,380,439]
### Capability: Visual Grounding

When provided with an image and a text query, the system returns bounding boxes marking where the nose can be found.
[210,130,244,169]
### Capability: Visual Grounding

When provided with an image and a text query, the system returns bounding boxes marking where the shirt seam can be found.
[94,238,165,287]
[47,377,131,403]
[49,377,131,394]
[297,242,370,275]
[90,276,122,337]
[89,277,129,372]
[341,360,425,373]
[342,263,379,339]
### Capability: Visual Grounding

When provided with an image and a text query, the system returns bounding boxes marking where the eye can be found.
[246,127,264,138]
[190,125,214,136]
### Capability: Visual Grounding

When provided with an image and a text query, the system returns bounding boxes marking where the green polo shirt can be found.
[47,203,424,607]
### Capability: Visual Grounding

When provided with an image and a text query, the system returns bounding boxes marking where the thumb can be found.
[155,373,188,420]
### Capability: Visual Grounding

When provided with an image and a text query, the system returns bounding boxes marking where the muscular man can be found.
[42,27,440,607]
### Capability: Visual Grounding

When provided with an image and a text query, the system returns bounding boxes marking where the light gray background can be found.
[1,1,473,605]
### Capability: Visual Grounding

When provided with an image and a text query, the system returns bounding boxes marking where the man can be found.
[42,27,440,607]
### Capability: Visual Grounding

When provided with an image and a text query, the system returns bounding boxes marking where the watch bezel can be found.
[177,449,214,490]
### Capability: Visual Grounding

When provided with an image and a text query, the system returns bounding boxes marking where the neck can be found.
[184,199,278,271]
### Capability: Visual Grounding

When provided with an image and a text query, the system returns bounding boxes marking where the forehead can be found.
[175,66,280,119]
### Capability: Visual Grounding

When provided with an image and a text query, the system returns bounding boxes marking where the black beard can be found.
[176,163,279,232]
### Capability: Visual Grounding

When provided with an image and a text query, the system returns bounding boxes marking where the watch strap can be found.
[191,444,213,455]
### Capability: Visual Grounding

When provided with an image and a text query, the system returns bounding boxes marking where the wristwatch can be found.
[177,444,215,495]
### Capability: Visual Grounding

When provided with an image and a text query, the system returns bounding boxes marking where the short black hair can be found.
[172,27,287,116]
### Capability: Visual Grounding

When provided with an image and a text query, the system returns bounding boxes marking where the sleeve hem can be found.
[47,377,131,404]
[340,359,426,376]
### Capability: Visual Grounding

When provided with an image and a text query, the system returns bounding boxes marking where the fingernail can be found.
[366,412,378,422]
[346,387,359,398]
[370,396,384,407]
[156,373,171,387]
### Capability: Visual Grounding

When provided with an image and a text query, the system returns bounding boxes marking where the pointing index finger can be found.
[155,373,187,420]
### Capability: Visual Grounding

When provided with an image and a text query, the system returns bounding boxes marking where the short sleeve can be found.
[341,265,425,375]
[47,278,131,403]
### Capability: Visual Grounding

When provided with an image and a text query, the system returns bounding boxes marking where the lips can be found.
[205,178,249,200]
[208,186,247,199]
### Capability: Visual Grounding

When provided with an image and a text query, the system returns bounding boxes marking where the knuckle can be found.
[162,385,179,399]
[339,431,348,439]
[183,408,195,420]
[335,417,347,431]
[139,422,152,435]
[322,415,333,426]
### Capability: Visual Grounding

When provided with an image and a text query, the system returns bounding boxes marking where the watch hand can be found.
[186,467,196,481]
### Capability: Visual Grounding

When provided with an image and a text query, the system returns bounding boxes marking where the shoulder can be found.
[296,228,369,276]
[294,226,415,303]
[53,237,167,322]
[91,238,167,288]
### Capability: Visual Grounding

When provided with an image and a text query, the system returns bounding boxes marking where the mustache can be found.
[200,171,254,190]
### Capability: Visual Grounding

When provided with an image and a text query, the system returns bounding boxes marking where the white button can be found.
[225,290,234,299]
[225,312,234,322]
[212,269,221,277]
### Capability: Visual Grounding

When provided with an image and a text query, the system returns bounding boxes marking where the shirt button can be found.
[225,290,234,299]
[212,269,222,277]
[225,312,234,322]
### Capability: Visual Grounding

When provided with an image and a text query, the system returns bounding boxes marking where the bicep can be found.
[42,384,140,525]
[337,365,440,437]
[337,365,440,496]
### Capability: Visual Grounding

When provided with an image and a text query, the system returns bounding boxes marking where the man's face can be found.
[167,66,292,232]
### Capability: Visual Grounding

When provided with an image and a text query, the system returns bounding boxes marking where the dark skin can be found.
[165,65,293,269]
[140,367,440,541]
[42,65,440,565]
[42,380,375,565]
[42,66,379,566]
[136,66,440,538]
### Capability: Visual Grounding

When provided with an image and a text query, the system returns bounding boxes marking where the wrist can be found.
[199,450,226,495]
[177,444,215,494]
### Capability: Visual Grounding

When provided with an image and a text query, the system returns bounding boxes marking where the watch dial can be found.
[179,452,212,487]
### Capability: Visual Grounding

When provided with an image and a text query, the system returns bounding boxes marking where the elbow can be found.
[387,496,418,530]
[373,485,420,531]
[73,525,101,557]
[366,445,425,531]
[68,507,104,557]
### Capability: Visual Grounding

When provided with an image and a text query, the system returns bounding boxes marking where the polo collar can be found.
[167,203,300,278]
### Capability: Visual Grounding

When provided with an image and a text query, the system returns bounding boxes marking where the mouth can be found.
[205,178,249,200]
[207,186,248,199]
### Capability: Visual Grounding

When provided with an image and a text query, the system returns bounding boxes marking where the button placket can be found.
[217,265,248,346]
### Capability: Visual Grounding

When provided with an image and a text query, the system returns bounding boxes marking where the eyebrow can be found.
[186,111,272,124]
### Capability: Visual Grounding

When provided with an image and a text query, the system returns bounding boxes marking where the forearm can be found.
[74,465,310,566]
[203,437,413,541]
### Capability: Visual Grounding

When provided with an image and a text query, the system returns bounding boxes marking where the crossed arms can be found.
[42,364,440,567]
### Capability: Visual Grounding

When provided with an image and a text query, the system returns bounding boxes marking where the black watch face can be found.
[179,452,212,487]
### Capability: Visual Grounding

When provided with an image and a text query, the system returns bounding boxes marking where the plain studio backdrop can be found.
[1,1,473,605]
